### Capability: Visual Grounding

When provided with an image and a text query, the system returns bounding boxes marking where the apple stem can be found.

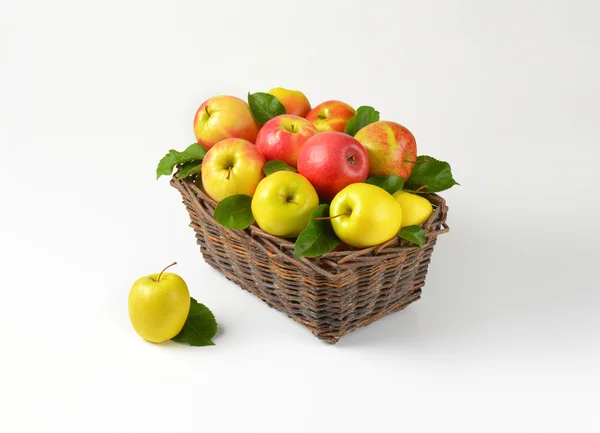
[204,105,210,117]
[314,212,350,221]
[157,261,177,282]
[290,124,295,133]
[277,194,298,204]
[226,167,232,180]
[404,186,429,194]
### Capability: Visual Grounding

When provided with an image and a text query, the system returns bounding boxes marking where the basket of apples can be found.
[157,88,457,343]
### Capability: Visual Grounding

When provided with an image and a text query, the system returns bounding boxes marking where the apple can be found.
[251,171,319,238]
[354,121,417,179]
[128,262,190,343]
[393,190,433,227]
[329,183,403,248]
[267,87,311,117]
[193,95,260,151]
[305,100,355,132]
[297,131,369,200]
[254,114,318,167]
[201,138,265,202]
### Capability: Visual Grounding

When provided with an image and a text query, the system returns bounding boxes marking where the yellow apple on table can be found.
[267,87,311,117]
[193,95,260,151]
[329,183,402,248]
[393,190,433,227]
[201,138,265,202]
[305,100,355,132]
[251,171,319,238]
[128,262,190,343]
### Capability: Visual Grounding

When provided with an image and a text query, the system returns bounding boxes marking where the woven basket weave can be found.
[171,174,449,343]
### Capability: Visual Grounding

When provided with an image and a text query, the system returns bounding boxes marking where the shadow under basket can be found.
[171,174,449,344]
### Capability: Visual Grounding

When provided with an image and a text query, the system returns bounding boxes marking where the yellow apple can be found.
[251,171,319,237]
[393,190,433,227]
[201,138,265,202]
[128,262,190,343]
[329,183,402,248]
[193,95,260,151]
[267,87,311,117]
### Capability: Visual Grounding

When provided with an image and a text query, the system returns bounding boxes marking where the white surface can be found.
[1,0,599,432]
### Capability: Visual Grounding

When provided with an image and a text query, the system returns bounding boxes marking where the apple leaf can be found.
[156,143,207,179]
[248,92,286,125]
[398,225,426,247]
[172,297,217,346]
[404,155,459,193]
[294,204,342,259]
[263,160,297,176]
[213,194,255,230]
[178,160,202,179]
[345,106,380,136]
[366,174,404,195]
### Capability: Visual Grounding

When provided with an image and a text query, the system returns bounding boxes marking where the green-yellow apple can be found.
[393,190,433,227]
[128,262,190,343]
[329,183,402,248]
[193,95,260,151]
[305,100,355,132]
[254,114,318,167]
[354,121,417,179]
[267,87,311,117]
[251,171,319,237]
[201,138,265,202]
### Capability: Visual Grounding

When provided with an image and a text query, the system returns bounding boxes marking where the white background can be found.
[1,0,599,432]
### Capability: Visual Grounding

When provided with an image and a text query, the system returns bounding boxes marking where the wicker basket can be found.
[171,174,449,343]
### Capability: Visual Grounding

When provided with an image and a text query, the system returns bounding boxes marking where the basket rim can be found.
[171,173,449,279]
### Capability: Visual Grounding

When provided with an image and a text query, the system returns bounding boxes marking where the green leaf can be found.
[366,174,404,195]
[172,298,217,346]
[247,92,286,125]
[213,194,255,230]
[398,225,426,247]
[263,160,297,176]
[156,143,207,179]
[294,204,342,259]
[178,160,202,179]
[404,155,459,192]
[345,106,380,136]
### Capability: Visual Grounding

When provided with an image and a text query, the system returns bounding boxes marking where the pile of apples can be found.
[191,87,434,250]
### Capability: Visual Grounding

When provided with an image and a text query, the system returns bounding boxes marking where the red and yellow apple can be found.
[193,96,260,151]
[267,87,311,117]
[305,100,355,132]
[251,171,319,238]
[254,114,318,167]
[297,131,369,201]
[354,121,417,179]
[201,138,265,202]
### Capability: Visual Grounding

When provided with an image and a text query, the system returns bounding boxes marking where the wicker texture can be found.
[171,175,449,343]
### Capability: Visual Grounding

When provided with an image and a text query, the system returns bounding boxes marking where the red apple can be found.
[193,95,260,151]
[254,115,318,167]
[297,132,369,200]
[354,121,417,179]
[305,100,355,132]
